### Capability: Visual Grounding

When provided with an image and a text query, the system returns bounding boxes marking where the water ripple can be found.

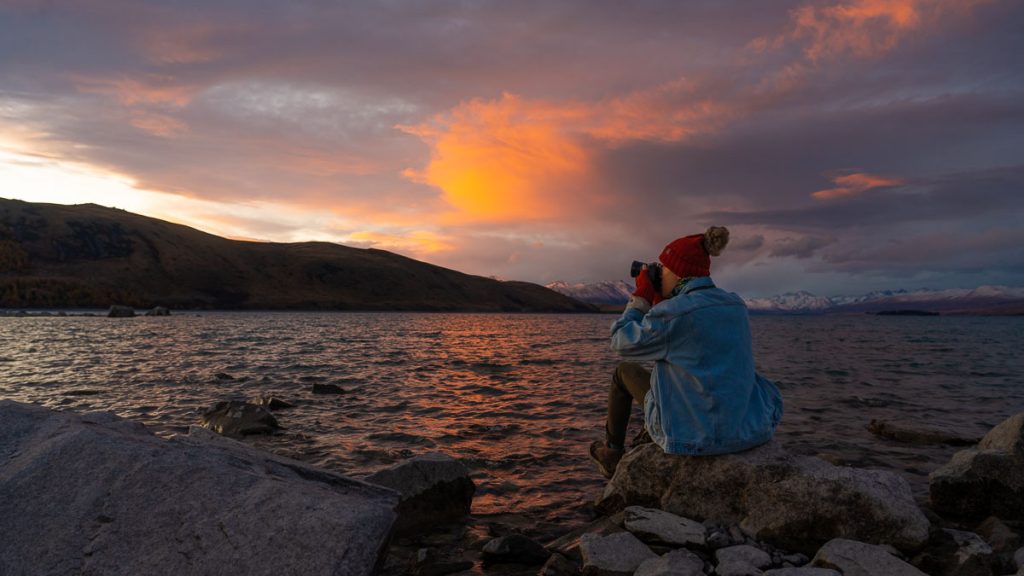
[1,312,1023,524]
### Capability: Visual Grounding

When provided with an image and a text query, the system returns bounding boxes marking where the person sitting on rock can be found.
[589,226,784,478]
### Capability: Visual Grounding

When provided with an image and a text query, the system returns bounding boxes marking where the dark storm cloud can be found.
[730,234,765,252]
[700,164,1024,230]
[0,1,793,100]
[769,236,836,259]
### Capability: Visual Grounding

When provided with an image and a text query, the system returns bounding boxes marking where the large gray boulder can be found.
[597,440,929,554]
[930,412,1024,520]
[365,452,475,533]
[810,538,926,576]
[0,400,398,576]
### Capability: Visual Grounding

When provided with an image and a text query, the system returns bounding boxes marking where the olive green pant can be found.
[605,362,651,449]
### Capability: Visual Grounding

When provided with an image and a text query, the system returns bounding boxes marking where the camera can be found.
[630,260,663,289]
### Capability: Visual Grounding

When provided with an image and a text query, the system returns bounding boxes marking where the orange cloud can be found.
[129,111,188,137]
[812,171,907,199]
[345,230,454,255]
[76,74,196,107]
[399,94,588,223]
[792,0,924,61]
[774,0,993,62]
[399,84,730,224]
[751,0,994,100]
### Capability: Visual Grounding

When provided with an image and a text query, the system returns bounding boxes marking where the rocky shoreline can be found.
[0,304,172,317]
[3,399,1024,575]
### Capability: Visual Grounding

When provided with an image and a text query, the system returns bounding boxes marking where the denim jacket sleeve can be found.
[609,307,669,361]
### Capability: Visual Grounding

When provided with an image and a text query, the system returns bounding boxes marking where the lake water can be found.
[2,312,1022,528]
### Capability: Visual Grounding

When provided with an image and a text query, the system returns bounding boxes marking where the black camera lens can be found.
[630,261,662,288]
[630,260,645,278]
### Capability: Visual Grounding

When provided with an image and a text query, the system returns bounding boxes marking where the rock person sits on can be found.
[590,226,784,478]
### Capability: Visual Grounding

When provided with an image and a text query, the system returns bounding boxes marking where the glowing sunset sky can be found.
[1,0,1022,297]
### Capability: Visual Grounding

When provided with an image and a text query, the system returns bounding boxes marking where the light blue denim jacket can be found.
[610,276,783,455]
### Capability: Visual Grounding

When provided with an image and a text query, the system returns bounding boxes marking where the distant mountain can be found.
[0,199,594,312]
[744,290,835,314]
[746,286,1024,315]
[546,277,1024,316]
[546,280,633,305]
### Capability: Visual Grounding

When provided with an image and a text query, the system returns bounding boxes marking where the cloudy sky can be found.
[1,0,1022,297]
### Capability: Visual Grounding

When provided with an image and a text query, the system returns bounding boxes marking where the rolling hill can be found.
[0,199,594,312]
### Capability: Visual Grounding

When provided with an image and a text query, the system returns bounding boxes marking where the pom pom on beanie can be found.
[703,226,730,256]
[659,226,729,278]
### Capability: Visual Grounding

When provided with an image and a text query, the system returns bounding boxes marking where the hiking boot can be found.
[630,427,653,448]
[589,440,624,479]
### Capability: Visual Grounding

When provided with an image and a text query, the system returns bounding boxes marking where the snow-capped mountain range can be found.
[545,280,634,306]
[546,281,1024,315]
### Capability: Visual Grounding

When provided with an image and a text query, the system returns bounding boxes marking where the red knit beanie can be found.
[659,226,730,278]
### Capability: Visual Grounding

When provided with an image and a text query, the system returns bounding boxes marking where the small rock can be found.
[544,512,626,562]
[579,531,657,576]
[312,383,346,394]
[624,506,707,548]
[144,306,170,316]
[214,372,235,380]
[107,305,134,318]
[255,396,294,410]
[868,418,980,446]
[707,531,732,549]
[540,552,579,576]
[635,548,704,576]
[365,453,475,534]
[781,553,809,566]
[716,545,772,569]
[913,528,993,576]
[717,544,772,575]
[728,525,748,545]
[811,538,926,576]
[199,400,280,436]
[763,569,840,576]
[975,516,1020,554]
[481,534,550,565]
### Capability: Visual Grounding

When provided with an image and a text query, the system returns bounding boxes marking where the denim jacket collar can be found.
[680,276,716,294]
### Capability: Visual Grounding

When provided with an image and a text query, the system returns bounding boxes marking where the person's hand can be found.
[632,266,657,305]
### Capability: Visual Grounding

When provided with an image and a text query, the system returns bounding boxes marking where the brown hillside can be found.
[0,199,594,312]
